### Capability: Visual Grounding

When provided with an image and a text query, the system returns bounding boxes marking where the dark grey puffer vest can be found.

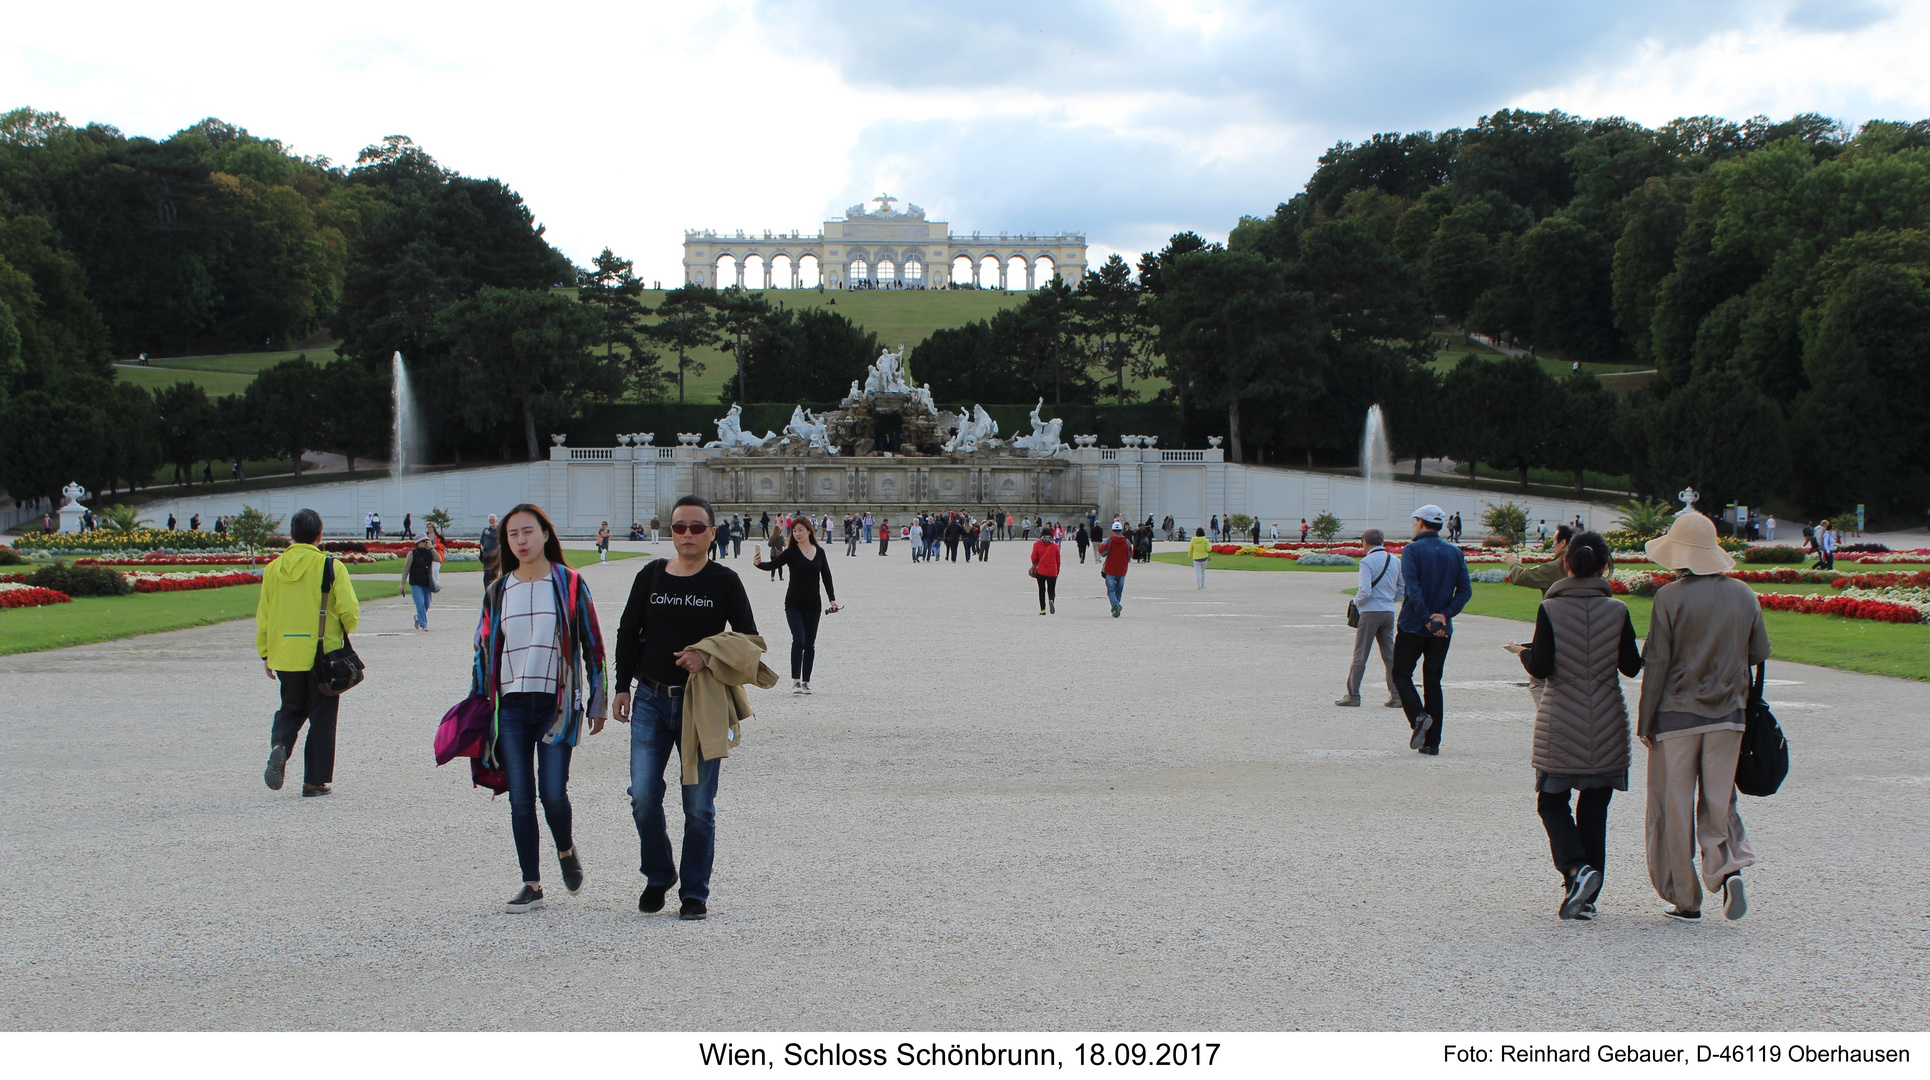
[1533,576,1632,776]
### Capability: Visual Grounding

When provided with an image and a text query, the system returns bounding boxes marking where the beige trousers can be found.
[1645,729,1754,912]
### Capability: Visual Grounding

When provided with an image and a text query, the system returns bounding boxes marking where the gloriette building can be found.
[682,195,1088,290]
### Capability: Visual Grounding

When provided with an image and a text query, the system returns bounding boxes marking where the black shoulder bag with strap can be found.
[1735,662,1788,797]
[312,556,366,696]
[1347,551,1394,629]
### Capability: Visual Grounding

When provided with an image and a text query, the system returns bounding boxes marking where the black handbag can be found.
[312,556,366,696]
[1735,662,1788,797]
[1347,551,1394,629]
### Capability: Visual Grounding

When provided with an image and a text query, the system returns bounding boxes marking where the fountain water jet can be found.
[392,351,422,479]
[1360,404,1392,532]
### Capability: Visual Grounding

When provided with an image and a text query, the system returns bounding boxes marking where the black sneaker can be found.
[1722,874,1747,921]
[1561,866,1601,920]
[639,884,668,913]
[1663,907,1701,921]
[559,850,585,895]
[679,898,708,921]
[1409,713,1435,750]
[505,884,544,913]
[1575,902,1597,921]
[1418,746,1439,756]
[264,745,287,790]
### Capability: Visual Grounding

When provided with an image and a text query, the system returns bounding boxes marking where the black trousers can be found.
[946,539,959,561]
[786,605,822,682]
[272,669,339,785]
[1538,788,1613,879]
[1391,631,1451,750]
[1036,574,1057,608]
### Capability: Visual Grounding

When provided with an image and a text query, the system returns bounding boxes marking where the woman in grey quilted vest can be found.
[1510,532,1641,921]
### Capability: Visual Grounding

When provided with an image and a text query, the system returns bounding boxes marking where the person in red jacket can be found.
[1030,528,1062,614]
[1097,521,1133,617]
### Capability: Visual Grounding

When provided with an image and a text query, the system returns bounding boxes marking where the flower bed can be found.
[1731,568,1839,585]
[1757,591,1927,625]
[0,583,73,608]
[12,528,263,553]
[1852,549,1930,564]
[126,570,262,593]
[76,551,378,567]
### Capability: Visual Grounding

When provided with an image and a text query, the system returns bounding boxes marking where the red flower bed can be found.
[1832,571,1930,590]
[131,571,262,593]
[1756,592,1925,624]
[1730,568,1835,584]
[0,586,72,608]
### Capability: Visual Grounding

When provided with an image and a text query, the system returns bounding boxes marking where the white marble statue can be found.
[786,406,837,454]
[707,404,776,449]
[943,404,999,453]
[864,347,910,395]
[1011,398,1066,455]
[847,380,863,402]
[913,382,935,415]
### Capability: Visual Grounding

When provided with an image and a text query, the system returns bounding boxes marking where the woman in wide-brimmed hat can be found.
[1636,512,1771,923]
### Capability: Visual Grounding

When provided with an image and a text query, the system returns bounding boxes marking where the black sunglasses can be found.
[670,521,713,535]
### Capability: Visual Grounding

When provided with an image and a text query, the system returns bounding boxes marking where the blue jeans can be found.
[1104,573,1125,610]
[497,692,574,884]
[411,584,431,628]
[629,690,721,902]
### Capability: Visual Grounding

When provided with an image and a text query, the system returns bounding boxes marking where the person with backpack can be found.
[255,509,360,798]
[1030,526,1061,614]
[401,535,441,630]
[1637,512,1772,922]
[1337,528,1402,708]
[613,495,763,921]
[1506,531,1641,921]
[471,503,609,913]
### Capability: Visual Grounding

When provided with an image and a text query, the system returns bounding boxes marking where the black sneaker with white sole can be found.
[505,885,545,913]
[1560,865,1601,920]
[560,850,585,895]
[1663,907,1701,921]
[679,898,708,921]
[1722,874,1747,920]
[1409,712,1435,750]
[264,745,287,790]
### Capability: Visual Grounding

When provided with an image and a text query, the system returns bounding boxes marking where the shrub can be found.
[1614,497,1674,536]
[1296,552,1357,566]
[0,545,26,566]
[321,541,370,554]
[97,504,154,532]
[1743,545,1806,564]
[26,564,133,597]
[1227,513,1254,535]
[11,528,237,552]
[1309,511,1343,543]
[1480,501,1529,546]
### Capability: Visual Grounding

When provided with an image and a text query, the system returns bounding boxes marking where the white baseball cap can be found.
[1411,504,1446,525]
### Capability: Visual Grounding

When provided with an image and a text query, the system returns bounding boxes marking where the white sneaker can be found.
[801,682,813,694]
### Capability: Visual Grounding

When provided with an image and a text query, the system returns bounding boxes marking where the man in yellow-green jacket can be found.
[255,509,360,796]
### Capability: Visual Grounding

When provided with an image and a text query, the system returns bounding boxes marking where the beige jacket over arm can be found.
[1636,573,1772,740]
[679,632,779,784]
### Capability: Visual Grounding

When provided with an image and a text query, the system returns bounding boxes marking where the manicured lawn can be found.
[1151,552,1356,573]
[1455,582,1930,683]
[0,584,264,655]
[345,549,641,577]
[112,346,343,397]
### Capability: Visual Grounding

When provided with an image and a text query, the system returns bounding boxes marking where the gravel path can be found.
[2,542,1925,1030]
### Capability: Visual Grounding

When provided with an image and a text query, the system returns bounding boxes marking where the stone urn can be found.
[551,434,567,447]
[637,432,655,447]
[1207,435,1224,448]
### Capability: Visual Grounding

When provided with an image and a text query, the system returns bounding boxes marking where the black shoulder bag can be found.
[1735,662,1788,797]
[313,556,367,696]
[1347,552,1393,629]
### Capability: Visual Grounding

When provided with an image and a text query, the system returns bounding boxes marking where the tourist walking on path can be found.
[1075,522,1091,564]
[402,535,441,630]
[612,496,767,921]
[1391,505,1472,755]
[1503,524,1574,707]
[1507,531,1641,921]
[471,504,609,913]
[1188,527,1212,589]
[877,518,891,556]
[1764,515,1776,542]
[1814,519,1836,571]
[1030,527,1061,614]
[597,522,611,564]
[480,514,502,587]
[1337,528,1402,708]
[1098,522,1133,617]
[1299,519,1308,542]
[765,524,787,581]
[845,516,860,556]
[754,517,839,693]
[257,509,359,798]
[1638,512,1771,922]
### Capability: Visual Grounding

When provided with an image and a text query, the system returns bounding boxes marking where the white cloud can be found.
[3,1,1928,286]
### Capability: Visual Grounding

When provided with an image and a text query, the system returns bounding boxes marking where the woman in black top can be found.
[753,518,840,694]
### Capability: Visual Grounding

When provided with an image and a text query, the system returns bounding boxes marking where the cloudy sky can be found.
[6,1,1928,282]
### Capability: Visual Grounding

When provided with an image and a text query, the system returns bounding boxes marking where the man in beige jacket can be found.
[1638,512,1771,922]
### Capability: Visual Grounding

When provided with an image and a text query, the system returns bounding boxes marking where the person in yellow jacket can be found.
[1188,527,1212,590]
[255,509,360,797]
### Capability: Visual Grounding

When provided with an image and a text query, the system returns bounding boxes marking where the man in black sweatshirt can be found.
[612,495,757,921]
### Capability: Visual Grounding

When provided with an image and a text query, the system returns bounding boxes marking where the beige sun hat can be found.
[1644,512,1735,575]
